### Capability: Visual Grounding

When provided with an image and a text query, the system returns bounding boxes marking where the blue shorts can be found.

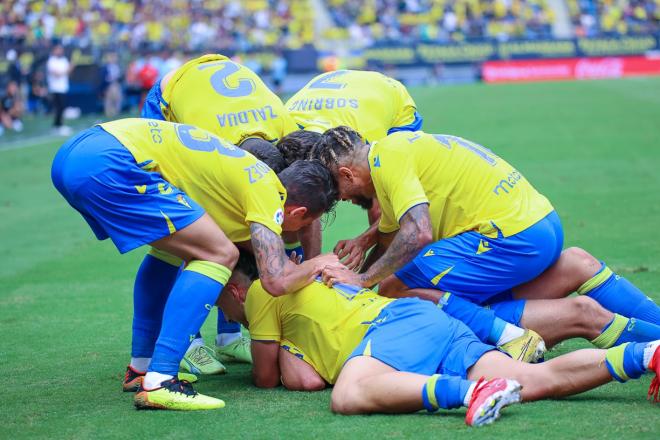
[51,126,205,253]
[348,298,494,378]
[140,79,167,120]
[395,211,563,305]
[387,111,424,135]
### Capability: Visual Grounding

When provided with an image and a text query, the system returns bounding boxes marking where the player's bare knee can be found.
[330,387,353,414]
[205,244,239,269]
[574,296,611,329]
[563,247,601,285]
[331,381,366,414]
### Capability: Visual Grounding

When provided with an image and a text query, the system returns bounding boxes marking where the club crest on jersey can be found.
[274,209,284,225]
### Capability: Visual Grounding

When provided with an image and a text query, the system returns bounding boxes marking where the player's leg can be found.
[381,278,544,362]
[332,299,521,425]
[518,296,660,349]
[51,127,233,409]
[124,247,185,391]
[513,247,660,323]
[134,213,238,410]
[332,356,521,427]
[468,340,660,401]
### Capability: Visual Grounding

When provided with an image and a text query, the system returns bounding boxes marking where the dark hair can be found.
[278,160,338,216]
[309,126,364,172]
[234,250,259,281]
[240,138,287,173]
[276,130,322,166]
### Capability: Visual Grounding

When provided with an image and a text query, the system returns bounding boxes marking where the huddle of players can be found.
[51,55,660,425]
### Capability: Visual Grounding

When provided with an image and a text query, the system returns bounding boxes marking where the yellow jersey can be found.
[286,70,419,142]
[369,131,554,240]
[161,54,298,145]
[101,118,286,242]
[245,279,393,384]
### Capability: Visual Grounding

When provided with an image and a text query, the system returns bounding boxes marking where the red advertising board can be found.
[482,55,660,83]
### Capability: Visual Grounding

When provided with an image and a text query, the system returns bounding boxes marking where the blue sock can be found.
[149,261,231,376]
[605,342,647,382]
[613,317,660,346]
[422,374,473,411]
[592,314,660,348]
[579,263,660,324]
[131,250,182,358]
[437,292,502,344]
[217,308,241,334]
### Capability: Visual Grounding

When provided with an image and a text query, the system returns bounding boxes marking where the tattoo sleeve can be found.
[250,222,287,282]
[360,203,433,287]
[249,222,322,296]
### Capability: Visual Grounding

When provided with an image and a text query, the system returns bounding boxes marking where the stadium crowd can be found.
[0,0,315,50]
[569,0,660,37]
[324,0,556,44]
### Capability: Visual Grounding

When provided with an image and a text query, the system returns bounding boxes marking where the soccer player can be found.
[141,53,307,369]
[51,119,339,410]
[311,127,660,333]
[280,70,423,269]
[215,254,660,425]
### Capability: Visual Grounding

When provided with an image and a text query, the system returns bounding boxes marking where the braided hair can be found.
[310,126,364,172]
[276,130,322,166]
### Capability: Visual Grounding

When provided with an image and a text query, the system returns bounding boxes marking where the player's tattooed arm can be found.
[360,229,396,273]
[250,222,340,297]
[322,204,432,288]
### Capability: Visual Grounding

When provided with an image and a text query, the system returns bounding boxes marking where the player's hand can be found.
[309,253,340,273]
[333,237,368,271]
[321,265,364,287]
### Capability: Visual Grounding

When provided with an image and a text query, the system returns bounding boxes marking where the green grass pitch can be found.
[2,78,659,439]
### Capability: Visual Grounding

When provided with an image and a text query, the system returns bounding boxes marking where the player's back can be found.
[371,131,554,240]
[100,118,286,242]
[245,279,393,383]
[162,54,298,145]
[286,70,420,142]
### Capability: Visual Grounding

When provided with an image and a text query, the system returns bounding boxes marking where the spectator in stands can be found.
[136,56,159,112]
[101,52,123,118]
[46,44,72,136]
[0,80,24,136]
[271,51,288,95]
[27,69,49,115]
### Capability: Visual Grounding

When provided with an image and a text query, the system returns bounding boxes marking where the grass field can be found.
[2,78,660,439]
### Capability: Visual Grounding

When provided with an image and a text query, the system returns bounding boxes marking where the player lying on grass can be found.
[311,128,660,343]
[215,253,660,426]
[51,118,340,410]
[279,69,423,269]
[140,53,310,371]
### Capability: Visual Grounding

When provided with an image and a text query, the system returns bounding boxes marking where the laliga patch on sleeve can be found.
[274,208,284,225]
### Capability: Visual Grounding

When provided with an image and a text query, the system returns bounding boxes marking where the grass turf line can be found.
[1,78,659,439]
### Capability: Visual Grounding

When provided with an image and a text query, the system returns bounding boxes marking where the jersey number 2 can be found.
[199,61,255,97]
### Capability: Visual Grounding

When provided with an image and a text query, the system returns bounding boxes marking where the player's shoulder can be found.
[246,280,279,313]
